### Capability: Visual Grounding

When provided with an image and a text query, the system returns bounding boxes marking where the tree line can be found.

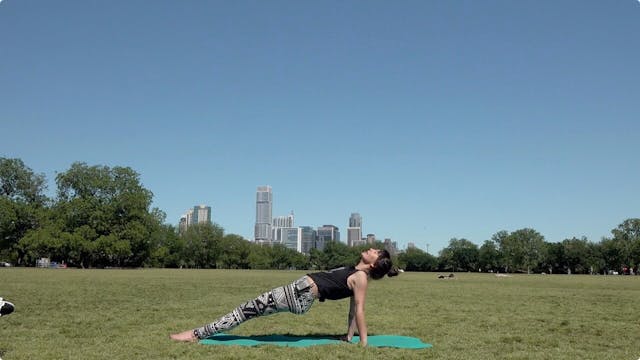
[401,222,640,274]
[1,158,638,273]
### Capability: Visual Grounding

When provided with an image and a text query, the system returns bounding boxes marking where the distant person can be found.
[170,248,398,347]
[0,297,14,317]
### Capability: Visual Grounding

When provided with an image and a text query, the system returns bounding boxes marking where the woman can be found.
[170,248,397,347]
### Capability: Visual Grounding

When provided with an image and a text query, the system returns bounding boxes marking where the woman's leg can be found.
[171,276,314,341]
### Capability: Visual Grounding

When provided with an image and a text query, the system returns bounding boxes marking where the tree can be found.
[599,237,622,273]
[496,228,546,273]
[439,238,479,272]
[317,241,359,270]
[0,158,49,264]
[181,223,224,268]
[478,240,500,272]
[52,162,160,267]
[398,247,437,271]
[561,237,592,274]
[147,224,182,268]
[247,244,272,269]
[610,218,640,269]
[541,241,564,274]
[0,158,47,204]
[217,234,251,269]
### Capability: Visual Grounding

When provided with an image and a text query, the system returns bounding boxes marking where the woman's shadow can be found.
[202,332,356,345]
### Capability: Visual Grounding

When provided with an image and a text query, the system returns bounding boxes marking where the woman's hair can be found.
[370,249,399,280]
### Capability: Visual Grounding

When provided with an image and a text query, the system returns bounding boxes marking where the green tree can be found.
[147,224,181,268]
[561,237,593,274]
[217,234,251,269]
[0,158,49,264]
[541,241,564,274]
[610,218,640,269]
[496,228,545,273]
[439,238,479,272]
[53,162,160,267]
[599,237,622,273]
[247,244,272,269]
[0,158,48,204]
[181,223,224,268]
[398,247,437,271]
[478,240,500,272]
[491,230,510,272]
[318,241,359,269]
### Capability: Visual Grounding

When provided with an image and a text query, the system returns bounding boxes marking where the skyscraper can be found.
[300,226,316,255]
[282,227,301,252]
[254,185,273,244]
[366,233,376,244]
[179,205,211,234]
[192,205,211,224]
[273,212,294,227]
[349,212,362,228]
[347,213,362,247]
[272,212,295,245]
[317,225,340,251]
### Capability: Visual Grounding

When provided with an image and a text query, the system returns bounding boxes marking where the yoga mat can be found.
[200,334,432,349]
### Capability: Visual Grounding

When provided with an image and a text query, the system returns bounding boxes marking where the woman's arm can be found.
[349,271,369,347]
[346,296,357,341]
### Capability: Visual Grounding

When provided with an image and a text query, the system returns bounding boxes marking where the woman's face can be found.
[361,248,382,265]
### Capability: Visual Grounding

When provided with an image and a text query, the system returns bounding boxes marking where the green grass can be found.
[1,268,638,359]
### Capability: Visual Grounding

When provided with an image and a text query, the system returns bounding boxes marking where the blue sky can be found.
[1,1,639,253]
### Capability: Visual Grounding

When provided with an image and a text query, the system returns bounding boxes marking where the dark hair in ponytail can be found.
[370,249,399,280]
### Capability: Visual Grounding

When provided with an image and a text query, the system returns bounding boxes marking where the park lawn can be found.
[0,268,638,360]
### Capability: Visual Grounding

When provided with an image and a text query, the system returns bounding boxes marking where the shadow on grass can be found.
[204,333,349,343]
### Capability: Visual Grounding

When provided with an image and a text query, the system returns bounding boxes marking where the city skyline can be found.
[253,185,387,253]
[247,184,398,254]
[3,2,638,254]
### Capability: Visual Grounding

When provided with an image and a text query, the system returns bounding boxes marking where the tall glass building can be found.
[348,213,362,247]
[179,205,211,234]
[254,186,273,244]
[316,225,340,251]
[300,226,316,255]
[193,205,211,224]
[283,227,301,252]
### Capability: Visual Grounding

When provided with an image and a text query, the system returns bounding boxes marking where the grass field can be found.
[1,268,638,360]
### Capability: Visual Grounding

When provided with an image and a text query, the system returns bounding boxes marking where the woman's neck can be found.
[355,261,370,273]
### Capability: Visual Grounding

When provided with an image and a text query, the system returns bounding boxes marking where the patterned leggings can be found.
[193,276,315,339]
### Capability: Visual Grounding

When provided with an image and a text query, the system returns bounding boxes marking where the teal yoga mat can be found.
[200,334,432,349]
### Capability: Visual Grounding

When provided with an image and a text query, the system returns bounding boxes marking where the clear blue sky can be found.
[1,1,638,253]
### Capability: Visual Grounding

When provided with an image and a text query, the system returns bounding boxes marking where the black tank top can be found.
[307,266,362,302]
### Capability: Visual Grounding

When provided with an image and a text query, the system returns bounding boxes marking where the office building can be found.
[316,225,340,251]
[384,238,399,256]
[366,233,376,245]
[347,213,362,247]
[273,213,294,228]
[254,186,273,244]
[300,226,316,255]
[192,205,211,224]
[282,227,301,252]
[179,205,211,233]
[347,227,362,247]
[272,212,295,245]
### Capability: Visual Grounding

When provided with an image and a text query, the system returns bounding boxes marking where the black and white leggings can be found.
[193,276,315,339]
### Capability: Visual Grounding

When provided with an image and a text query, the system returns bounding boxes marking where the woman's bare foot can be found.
[170,330,198,342]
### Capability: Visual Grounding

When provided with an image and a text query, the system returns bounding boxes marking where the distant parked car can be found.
[0,262,11,267]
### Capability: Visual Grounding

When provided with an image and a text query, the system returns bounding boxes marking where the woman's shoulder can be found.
[348,268,369,285]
